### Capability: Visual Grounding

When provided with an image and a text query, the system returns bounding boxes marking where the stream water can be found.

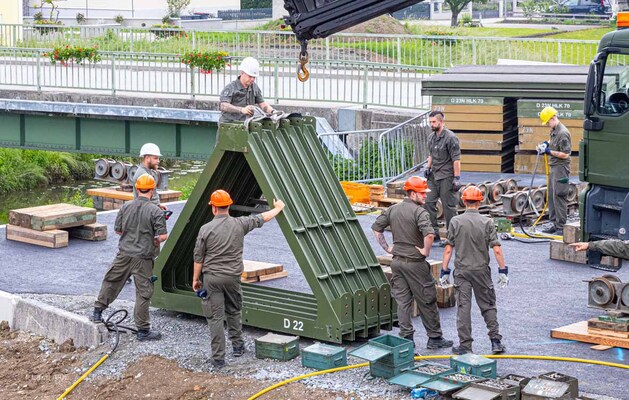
[0,161,206,225]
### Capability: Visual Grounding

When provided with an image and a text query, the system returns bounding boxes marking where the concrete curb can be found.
[0,290,107,348]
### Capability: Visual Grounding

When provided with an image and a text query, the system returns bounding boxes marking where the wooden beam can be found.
[551,321,629,349]
[6,225,68,248]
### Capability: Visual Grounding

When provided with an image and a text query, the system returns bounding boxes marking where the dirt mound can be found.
[341,14,411,35]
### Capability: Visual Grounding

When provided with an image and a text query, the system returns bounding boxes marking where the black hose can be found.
[102,309,138,353]
[517,152,551,243]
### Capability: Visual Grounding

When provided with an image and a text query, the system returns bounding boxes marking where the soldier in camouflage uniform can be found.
[570,240,629,259]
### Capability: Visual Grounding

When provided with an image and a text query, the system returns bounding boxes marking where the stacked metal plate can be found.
[515,99,582,175]
[431,96,517,173]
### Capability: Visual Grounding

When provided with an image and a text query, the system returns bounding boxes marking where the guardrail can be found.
[317,112,431,184]
[0,48,438,109]
[0,23,600,66]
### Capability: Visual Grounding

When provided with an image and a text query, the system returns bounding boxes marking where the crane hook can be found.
[297,40,310,82]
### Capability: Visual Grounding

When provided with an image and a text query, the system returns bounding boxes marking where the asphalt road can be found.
[1,201,627,398]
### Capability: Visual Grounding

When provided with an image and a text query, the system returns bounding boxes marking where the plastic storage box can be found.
[255,333,300,361]
[450,353,497,378]
[301,343,347,370]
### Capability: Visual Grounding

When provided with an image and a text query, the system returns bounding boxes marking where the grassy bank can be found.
[0,148,96,194]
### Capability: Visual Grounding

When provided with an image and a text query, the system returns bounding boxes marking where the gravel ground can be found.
[1,199,628,399]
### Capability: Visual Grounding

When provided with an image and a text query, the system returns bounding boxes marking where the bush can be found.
[33,12,44,22]
[76,12,85,24]
[33,19,63,34]
[460,13,473,27]
[114,14,124,24]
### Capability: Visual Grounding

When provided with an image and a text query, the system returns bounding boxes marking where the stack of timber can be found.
[377,254,455,310]
[549,221,620,267]
[515,100,582,176]
[241,260,288,283]
[87,187,182,211]
[6,204,103,248]
[431,96,517,173]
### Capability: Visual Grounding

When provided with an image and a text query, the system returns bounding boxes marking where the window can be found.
[596,53,629,116]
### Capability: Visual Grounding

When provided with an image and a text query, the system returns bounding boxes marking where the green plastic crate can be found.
[255,333,300,361]
[301,343,347,370]
[450,354,497,379]
[369,359,415,379]
[369,334,415,365]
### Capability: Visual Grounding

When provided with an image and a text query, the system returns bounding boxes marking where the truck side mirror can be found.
[584,61,600,117]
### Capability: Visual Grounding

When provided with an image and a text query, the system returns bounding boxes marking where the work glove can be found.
[536,141,548,155]
[424,167,432,179]
[439,268,451,287]
[497,266,509,289]
[452,176,461,192]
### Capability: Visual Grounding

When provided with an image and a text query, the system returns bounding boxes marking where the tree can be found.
[444,0,488,27]
[241,0,272,9]
[167,0,192,18]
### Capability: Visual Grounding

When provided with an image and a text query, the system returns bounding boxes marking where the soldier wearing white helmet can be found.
[219,57,274,124]
[131,143,166,211]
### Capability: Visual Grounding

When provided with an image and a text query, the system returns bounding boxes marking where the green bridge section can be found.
[0,100,218,159]
[152,117,394,343]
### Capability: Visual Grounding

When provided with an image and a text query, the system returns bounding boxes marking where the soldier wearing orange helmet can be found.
[536,106,572,235]
[440,186,508,355]
[372,176,453,350]
[192,190,285,368]
[91,174,168,341]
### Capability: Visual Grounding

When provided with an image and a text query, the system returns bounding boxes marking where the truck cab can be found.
[581,17,629,269]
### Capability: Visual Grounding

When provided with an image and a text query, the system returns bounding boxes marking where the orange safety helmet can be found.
[209,189,234,207]
[403,176,431,193]
[461,186,483,202]
[135,174,156,190]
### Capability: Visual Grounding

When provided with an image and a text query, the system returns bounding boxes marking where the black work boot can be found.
[427,336,454,349]
[210,359,226,369]
[452,345,472,355]
[233,345,245,357]
[136,330,162,341]
[90,308,103,323]
[540,224,557,234]
[491,339,506,354]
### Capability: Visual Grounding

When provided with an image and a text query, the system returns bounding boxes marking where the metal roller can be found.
[567,183,578,203]
[622,283,629,307]
[110,161,127,181]
[511,192,528,214]
[531,189,545,211]
[505,178,518,193]
[602,274,622,284]
[477,183,489,205]
[490,181,505,203]
[436,198,443,220]
[94,158,110,177]
[127,165,139,182]
[589,277,616,307]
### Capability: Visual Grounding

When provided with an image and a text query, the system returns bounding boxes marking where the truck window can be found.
[597,53,629,116]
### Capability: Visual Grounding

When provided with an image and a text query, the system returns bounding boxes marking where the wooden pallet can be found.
[241,260,287,283]
[551,321,629,349]
[9,203,96,231]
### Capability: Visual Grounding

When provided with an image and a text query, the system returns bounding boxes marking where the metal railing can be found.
[0,48,437,108]
[217,9,272,20]
[318,112,431,184]
[0,24,600,66]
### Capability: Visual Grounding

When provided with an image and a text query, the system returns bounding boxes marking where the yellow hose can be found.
[57,354,109,400]
[247,354,628,400]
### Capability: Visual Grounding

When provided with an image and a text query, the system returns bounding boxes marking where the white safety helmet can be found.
[139,143,162,157]
[239,57,260,78]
